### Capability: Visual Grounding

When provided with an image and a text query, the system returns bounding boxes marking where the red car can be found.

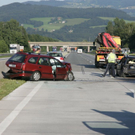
[4,52,74,81]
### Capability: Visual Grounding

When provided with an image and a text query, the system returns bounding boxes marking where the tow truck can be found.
[94,32,124,68]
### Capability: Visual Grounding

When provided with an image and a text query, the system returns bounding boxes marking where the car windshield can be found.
[8,53,26,63]
[48,53,62,57]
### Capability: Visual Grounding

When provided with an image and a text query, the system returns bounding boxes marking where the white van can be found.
[77,49,82,54]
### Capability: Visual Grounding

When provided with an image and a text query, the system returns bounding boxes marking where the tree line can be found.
[0,18,135,53]
[0,19,58,53]
[106,18,135,51]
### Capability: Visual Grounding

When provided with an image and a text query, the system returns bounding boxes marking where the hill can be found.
[24,0,135,16]
[1,3,134,22]
[0,3,135,41]
[25,0,135,8]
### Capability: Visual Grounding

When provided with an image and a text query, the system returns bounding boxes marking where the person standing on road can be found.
[101,49,117,78]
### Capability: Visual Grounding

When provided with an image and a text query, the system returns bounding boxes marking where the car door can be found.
[25,56,39,76]
[37,57,53,79]
[54,59,67,79]
[117,57,126,70]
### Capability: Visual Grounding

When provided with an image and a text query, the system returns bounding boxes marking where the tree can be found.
[0,19,30,52]
[106,17,135,49]
[106,21,114,35]
[128,33,135,51]
[0,40,8,53]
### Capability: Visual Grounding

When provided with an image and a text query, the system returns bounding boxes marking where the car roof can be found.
[125,55,135,58]
[16,51,54,59]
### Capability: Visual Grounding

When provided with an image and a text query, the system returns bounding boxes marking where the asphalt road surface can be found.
[0,52,135,135]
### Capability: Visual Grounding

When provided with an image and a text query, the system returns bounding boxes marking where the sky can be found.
[0,0,40,7]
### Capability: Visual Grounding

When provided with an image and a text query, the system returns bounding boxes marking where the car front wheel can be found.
[64,71,75,81]
[30,71,41,81]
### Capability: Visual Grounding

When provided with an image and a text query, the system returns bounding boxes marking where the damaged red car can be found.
[4,52,74,81]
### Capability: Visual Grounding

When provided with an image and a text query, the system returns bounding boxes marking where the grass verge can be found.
[0,79,26,100]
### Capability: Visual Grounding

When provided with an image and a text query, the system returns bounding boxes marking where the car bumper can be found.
[124,70,135,75]
[4,71,32,79]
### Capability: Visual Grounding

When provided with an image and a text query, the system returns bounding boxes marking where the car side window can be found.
[28,57,38,64]
[50,59,55,66]
[49,58,64,67]
[38,57,49,66]
[54,59,64,67]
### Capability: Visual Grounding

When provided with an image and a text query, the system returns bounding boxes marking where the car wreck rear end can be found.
[5,52,29,79]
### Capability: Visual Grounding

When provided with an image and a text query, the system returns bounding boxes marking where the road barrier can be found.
[0,53,13,57]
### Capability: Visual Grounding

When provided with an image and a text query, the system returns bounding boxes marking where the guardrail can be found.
[0,53,13,57]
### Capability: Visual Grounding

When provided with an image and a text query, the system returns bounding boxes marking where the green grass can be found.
[0,79,26,100]
[99,17,135,23]
[99,17,116,21]
[24,24,35,29]
[23,17,89,32]
[66,18,89,25]
[90,25,106,28]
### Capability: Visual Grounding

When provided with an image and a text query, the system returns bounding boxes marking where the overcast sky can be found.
[0,0,40,7]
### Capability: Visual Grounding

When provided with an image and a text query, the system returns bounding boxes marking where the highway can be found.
[0,52,135,135]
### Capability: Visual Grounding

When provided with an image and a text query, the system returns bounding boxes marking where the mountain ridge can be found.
[24,0,135,16]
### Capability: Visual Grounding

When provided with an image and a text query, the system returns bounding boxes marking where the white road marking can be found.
[0,81,44,135]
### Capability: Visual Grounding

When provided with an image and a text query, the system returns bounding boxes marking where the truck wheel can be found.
[30,71,41,81]
[64,71,75,81]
